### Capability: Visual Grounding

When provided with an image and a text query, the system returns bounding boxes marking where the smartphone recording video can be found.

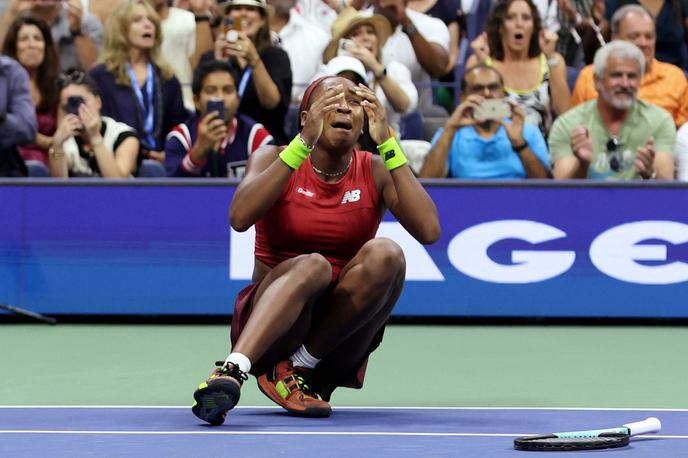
[207,99,225,122]
[338,38,354,55]
[474,98,511,121]
[224,18,242,42]
[66,96,85,116]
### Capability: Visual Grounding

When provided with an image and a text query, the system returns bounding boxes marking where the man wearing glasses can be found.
[419,64,551,179]
[549,40,675,180]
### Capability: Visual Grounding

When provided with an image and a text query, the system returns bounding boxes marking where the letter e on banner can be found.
[448,220,575,283]
[590,221,688,284]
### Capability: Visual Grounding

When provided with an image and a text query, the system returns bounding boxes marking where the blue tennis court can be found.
[1,406,686,456]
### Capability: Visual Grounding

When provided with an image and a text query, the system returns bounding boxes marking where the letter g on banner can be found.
[590,221,688,284]
[448,220,576,283]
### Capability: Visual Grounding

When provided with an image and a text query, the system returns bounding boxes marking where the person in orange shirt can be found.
[569,4,688,127]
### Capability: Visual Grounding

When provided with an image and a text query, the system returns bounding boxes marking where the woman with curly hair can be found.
[89,0,188,162]
[467,0,570,136]
[2,15,60,167]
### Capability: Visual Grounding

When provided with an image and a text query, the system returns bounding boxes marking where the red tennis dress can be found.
[231,149,384,399]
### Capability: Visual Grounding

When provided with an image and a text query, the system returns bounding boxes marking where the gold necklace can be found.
[311,155,353,177]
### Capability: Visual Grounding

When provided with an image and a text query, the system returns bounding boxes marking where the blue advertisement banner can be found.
[1,180,687,317]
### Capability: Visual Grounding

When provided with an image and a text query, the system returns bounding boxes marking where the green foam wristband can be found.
[377,136,408,171]
[279,135,312,170]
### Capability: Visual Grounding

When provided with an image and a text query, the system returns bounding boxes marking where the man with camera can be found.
[419,64,551,179]
[164,59,273,178]
[549,41,675,180]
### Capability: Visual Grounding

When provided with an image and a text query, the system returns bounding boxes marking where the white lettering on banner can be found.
[589,221,688,285]
[229,220,688,284]
[376,222,445,280]
[229,226,255,280]
[228,222,444,280]
[447,220,576,283]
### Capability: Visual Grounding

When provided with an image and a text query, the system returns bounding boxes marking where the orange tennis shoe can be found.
[257,360,332,417]
[192,361,248,425]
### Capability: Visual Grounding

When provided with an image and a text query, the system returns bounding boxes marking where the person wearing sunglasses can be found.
[549,40,675,180]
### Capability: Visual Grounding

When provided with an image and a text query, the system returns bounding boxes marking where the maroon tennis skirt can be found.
[230,281,386,401]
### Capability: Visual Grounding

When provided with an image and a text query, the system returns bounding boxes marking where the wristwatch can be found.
[375,67,387,81]
[512,142,528,153]
[402,22,418,37]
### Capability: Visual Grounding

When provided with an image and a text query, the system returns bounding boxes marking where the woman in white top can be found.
[50,70,140,178]
[322,7,418,133]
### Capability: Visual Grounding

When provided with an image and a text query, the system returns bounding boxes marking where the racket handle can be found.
[623,417,661,435]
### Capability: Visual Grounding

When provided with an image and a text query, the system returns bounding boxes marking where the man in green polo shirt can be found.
[549,40,675,180]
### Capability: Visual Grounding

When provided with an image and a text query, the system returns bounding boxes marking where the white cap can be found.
[323,56,367,83]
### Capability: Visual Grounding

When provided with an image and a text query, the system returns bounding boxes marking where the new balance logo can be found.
[384,151,396,161]
[297,187,314,197]
[341,189,361,204]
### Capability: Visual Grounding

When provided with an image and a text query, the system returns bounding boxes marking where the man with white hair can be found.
[548,40,675,180]
[570,4,688,127]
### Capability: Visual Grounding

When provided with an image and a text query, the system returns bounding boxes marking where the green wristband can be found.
[377,136,408,171]
[279,135,312,170]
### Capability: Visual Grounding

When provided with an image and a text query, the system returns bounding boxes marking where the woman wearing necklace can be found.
[90,0,188,163]
[191,76,440,425]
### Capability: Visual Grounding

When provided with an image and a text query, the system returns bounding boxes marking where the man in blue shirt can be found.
[419,64,551,179]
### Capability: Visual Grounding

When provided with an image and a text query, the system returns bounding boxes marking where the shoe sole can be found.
[192,378,241,426]
[256,374,332,418]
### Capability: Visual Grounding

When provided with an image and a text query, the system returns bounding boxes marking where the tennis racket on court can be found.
[514,417,661,451]
[0,303,57,325]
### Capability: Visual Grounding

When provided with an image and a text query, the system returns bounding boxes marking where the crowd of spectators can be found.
[1,0,687,179]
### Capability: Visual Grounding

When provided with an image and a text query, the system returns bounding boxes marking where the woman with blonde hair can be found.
[90,0,188,162]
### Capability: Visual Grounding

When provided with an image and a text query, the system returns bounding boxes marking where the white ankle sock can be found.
[290,345,320,369]
[225,352,251,374]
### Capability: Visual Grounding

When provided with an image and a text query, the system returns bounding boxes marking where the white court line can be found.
[1,405,688,411]
[0,430,685,439]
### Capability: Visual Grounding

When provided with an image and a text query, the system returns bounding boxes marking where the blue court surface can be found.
[1,406,686,457]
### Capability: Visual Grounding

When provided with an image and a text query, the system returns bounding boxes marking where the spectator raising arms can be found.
[2,15,59,168]
[90,0,188,162]
[49,69,140,178]
[0,52,37,176]
[322,7,418,133]
[468,0,570,136]
[165,60,274,177]
[0,0,103,71]
[208,0,292,144]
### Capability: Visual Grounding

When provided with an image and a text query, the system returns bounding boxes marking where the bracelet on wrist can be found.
[375,67,387,81]
[402,22,418,37]
[512,141,528,153]
[195,15,210,22]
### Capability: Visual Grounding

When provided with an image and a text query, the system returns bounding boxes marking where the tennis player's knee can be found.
[293,253,332,289]
[362,238,406,280]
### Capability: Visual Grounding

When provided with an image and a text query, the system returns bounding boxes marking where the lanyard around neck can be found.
[126,61,157,149]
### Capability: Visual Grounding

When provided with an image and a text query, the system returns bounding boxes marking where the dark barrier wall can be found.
[1,180,688,317]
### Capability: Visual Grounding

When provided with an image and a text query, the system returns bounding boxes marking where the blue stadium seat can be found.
[137,159,166,177]
[399,111,426,140]
[567,66,580,93]
[284,104,300,141]
[25,160,49,177]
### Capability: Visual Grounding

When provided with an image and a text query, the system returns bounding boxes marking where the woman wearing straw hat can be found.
[210,0,292,144]
[323,7,418,134]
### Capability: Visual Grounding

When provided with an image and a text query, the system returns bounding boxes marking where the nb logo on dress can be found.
[341,189,361,204]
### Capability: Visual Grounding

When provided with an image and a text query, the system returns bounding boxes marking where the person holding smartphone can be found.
[164,59,274,177]
[419,64,551,179]
[49,69,140,178]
